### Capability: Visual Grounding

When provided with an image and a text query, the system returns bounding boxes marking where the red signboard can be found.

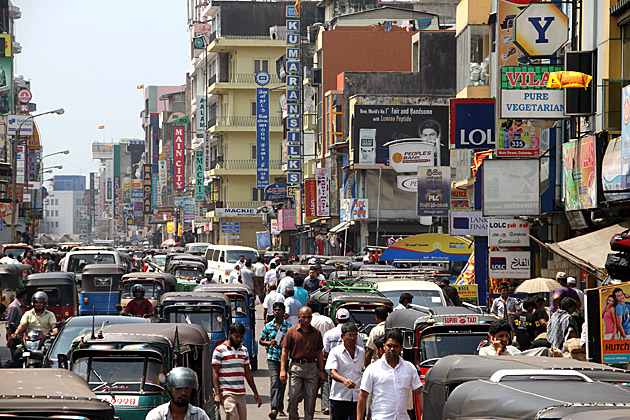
[173,126,185,191]
[305,179,317,219]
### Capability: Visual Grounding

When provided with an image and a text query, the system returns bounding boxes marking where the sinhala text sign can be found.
[488,251,531,279]
[483,159,540,216]
[417,166,451,217]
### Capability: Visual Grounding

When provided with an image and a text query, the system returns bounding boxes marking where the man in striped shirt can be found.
[212,322,262,420]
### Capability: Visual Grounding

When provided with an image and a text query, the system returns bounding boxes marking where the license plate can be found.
[98,396,139,406]
[443,315,478,325]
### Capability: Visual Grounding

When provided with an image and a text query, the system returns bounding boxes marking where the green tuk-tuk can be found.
[0,368,115,420]
[70,323,217,420]
[169,260,206,292]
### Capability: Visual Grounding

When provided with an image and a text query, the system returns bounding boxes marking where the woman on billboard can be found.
[602,294,617,340]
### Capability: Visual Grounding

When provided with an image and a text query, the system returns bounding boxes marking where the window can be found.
[251,101,257,116]
[55,222,58,228]
[252,187,259,201]
[251,145,257,159]
[254,59,269,74]
[456,26,491,92]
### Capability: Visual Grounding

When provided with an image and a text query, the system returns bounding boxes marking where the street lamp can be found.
[10,108,64,242]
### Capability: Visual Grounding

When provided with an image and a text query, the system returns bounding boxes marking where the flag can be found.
[547,71,592,89]
[98,125,105,129]
[294,0,300,16]
[136,84,144,89]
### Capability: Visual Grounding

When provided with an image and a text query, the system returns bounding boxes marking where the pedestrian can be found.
[315,265,326,282]
[264,262,278,293]
[276,258,288,280]
[293,276,308,307]
[277,270,295,296]
[212,322,262,420]
[5,289,26,348]
[303,267,319,293]
[478,319,521,356]
[145,367,210,420]
[280,306,325,420]
[237,255,246,270]
[490,283,519,322]
[551,272,581,314]
[307,299,335,337]
[547,297,580,349]
[259,302,292,419]
[325,322,365,420]
[284,287,301,326]
[567,277,584,308]
[357,330,422,420]
[365,306,389,366]
[394,293,413,311]
[21,251,38,273]
[438,279,461,306]
[512,297,538,350]
[532,295,549,336]
[253,257,267,302]
[240,260,255,291]
[229,264,241,284]
[263,283,285,323]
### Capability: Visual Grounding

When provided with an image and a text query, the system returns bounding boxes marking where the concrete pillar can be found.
[359,220,369,253]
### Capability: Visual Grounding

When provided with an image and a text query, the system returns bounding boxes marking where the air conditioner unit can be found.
[270,26,279,40]
[12,42,21,55]
[9,5,21,19]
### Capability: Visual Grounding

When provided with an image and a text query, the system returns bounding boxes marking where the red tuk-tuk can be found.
[24,272,78,321]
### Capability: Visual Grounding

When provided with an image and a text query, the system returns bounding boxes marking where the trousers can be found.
[222,393,247,420]
[330,400,357,420]
[287,362,318,420]
[268,360,286,412]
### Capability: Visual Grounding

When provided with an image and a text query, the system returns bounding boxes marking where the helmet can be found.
[132,284,145,296]
[32,291,48,306]
[165,367,198,391]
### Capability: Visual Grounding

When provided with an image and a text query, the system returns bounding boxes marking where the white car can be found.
[205,245,259,283]
[376,280,448,308]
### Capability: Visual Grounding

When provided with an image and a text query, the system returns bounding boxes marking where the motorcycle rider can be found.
[121,284,155,317]
[12,291,58,338]
[145,367,210,420]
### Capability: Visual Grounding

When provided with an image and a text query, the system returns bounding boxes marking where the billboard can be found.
[500,65,564,119]
[449,211,488,236]
[597,283,630,364]
[388,140,436,173]
[352,104,449,167]
[450,99,496,149]
[601,137,630,201]
[563,136,597,210]
[488,218,530,247]
[483,159,540,216]
[621,85,630,189]
[488,251,531,279]
[316,168,330,217]
[173,126,185,190]
[417,167,450,217]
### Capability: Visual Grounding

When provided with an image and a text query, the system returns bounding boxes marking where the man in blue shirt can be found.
[303,267,320,293]
[260,302,292,419]
[293,276,309,307]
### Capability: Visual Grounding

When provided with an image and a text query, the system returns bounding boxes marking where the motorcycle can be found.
[18,330,51,368]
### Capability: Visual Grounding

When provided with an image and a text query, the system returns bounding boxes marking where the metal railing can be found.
[227,73,282,84]
[209,159,282,170]
[223,201,266,208]
[214,115,282,127]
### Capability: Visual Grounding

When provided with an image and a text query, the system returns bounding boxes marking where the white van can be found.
[61,248,131,282]
[205,245,259,283]
[376,280,448,308]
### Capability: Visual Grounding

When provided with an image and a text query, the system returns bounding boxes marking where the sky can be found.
[15,1,190,177]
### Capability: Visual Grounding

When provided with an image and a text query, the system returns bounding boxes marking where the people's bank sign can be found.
[450,99,496,149]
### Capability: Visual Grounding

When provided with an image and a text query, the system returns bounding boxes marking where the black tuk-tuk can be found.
[24,272,78,321]
[120,272,177,314]
[79,264,127,315]
[0,264,30,307]
[423,355,630,420]
[0,368,114,420]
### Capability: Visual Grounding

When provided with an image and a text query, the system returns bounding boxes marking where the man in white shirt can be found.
[283,287,301,326]
[228,264,241,284]
[393,293,413,311]
[357,330,423,420]
[307,300,335,337]
[146,367,210,420]
[323,309,364,356]
[263,283,285,322]
[325,322,365,420]
[240,260,255,291]
[253,257,267,303]
[277,271,295,296]
[478,319,521,356]
[265,262,278,292]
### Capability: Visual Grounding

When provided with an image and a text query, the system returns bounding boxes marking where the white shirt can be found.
[228,270,240,284]
[254,262,267,277]
[323,324,364,354]
[325,343,365,402]
[478,345,520,356]
[311,313,335,337]
[393,303,407,311]
[263,290,285,314]
[240,267,255,289]
[318,273,325,281]
[361,356,422,420]
[264,270,277,286]
[145,402,209,420]
[277,276,294,296]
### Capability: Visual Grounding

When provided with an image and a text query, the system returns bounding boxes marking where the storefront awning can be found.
[330,221,351,233]
[540,222,630,277]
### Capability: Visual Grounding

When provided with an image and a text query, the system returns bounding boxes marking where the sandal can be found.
[269,411,278,419]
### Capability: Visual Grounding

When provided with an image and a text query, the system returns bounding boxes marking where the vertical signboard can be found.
[316,168,330,217]
[196,95,206,137]
[563,136,597,210]
[417,167,451,216]
[0,57,12,115]
[622,85,630,188]
[131,179,142,202]
[286,5,302,194]
[173,126,185,191]
[151,173,159,210]
[158,160,167,206]
[105,160,113,203]
[195,150,204,202]
[304,179,317,221]
[143,164,152,214]
[256,85,270,188]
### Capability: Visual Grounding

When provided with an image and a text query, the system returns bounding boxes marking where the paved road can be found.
[236,305,329,420]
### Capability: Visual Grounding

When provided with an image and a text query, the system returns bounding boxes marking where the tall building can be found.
[42,175,86,235]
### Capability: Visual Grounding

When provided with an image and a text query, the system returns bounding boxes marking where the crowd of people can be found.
[0,250,59,272]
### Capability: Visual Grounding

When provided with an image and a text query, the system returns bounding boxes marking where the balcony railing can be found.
[227,73,282,84]
[223,201,266,208]
[213,115,282,127]
[208,159,283,171]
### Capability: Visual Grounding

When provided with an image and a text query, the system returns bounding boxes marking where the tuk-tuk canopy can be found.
[160,291,231,308]
[82,263,128,276]
[386,307,496,332]
[0,263,31,289]
[170,260,206,272]
[379,233,472,262]
[0,368,114,420]
[25,272,76,287]
[80,264,127,291]
[170,254,207,267]
[195,283,254,300]
[122,272,177,292]
[89,322,211,347]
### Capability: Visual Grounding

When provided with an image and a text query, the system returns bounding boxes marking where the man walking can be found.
[284,287,301,326]
[212,322,262,420]
[5,289,26,348]
[490,283,519,322]
[260,302,292,419]
[551,272,581,314]
[263,283,284,323]
[280,306,325,420]
[293,276,309,307]
[357,331,423,420]
[326,322,365,420]
[240,260,255,291]
[303,267,320,293]
[277,270,295,296]
[253,257,267,302]
[365,306,389,366]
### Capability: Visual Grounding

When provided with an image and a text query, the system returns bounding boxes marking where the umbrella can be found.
[515,277,562,294]
[161,238,177,247]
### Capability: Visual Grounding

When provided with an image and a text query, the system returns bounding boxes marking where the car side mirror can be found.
[57,353,69,369]
[116,304,123,311]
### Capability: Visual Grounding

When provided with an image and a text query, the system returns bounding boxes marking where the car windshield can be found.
[381,290,444,308]
[47,325,93,363]
[229,296,248,318]
[73,356,165,393]
[420,333,487,360]
[226,250,257,263]
[174,268,203,280]
[188,245,208,252]
[165,309,225,333]
[121,281,163,299]
[153,255,166,266]
[68,254,116,273]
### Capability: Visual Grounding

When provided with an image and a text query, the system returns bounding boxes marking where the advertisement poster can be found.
[0,58,11,115]
[173,126,185,190]
[621,85,630,189]
[488,251,531,279]
[304,179,317,220]
[563,136,597,210]
[602,137,630,201]
[598,283,630,364]
[417,166,450,217]
[277,208,297,231]
[450,99,496,149]
[352,104,449,167]
[341,170,355,200]
[316,168,330,217]
[483,159,540,216]
[488,218,530,247]
[388,140,436,173]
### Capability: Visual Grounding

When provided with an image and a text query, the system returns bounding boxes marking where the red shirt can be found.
[124,298,153,316]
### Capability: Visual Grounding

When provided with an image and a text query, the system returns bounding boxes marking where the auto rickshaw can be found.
[0,369,115,420]
[160,291,232,351]
[169,260,206,291]
[79,264,127,315]
[423,354,630,420]
[194,283,259,370]
[120,272,177,314]
[70,323,217,420]
[0,264,29,307]
[1,243,33,261]
[169,253,207,268]
[24,272,78,321]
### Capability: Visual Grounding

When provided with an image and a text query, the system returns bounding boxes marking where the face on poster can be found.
[599,283,630,364]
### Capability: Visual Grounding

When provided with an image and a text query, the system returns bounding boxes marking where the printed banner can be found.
[173,126,185,190]
[598,283,630,364]
[195,150,204,202]
[256,87,270,188]
[158,160,167,206]
[563,136,596,210]
[304,179,317,220]
[316,168,330,217]
[417,166,450,217]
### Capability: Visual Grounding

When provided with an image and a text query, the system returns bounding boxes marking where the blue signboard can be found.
[265,184,288,200]
[256,87,270,188]
[450,99,496,149]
